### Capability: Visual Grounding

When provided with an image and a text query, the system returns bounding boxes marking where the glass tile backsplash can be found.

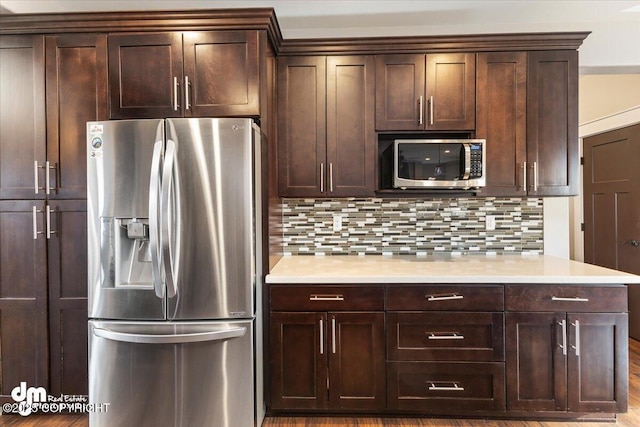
[281,198,543,256]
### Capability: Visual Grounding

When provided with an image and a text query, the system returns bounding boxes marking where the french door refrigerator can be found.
[86,118,264,427]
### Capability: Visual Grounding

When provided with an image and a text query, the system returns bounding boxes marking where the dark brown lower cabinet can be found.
[270,311,385,411]
[0,201,48,401]
[387,361,505,412]
[47,200,88,396]
[0,200,87,401]
[506,311,628,413]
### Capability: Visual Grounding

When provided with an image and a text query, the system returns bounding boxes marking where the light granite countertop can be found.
[265,254,640,284]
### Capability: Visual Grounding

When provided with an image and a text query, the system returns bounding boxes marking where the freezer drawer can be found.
[89,320,254,427]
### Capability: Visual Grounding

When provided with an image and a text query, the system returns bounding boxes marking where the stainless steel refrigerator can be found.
[86,118,264,427]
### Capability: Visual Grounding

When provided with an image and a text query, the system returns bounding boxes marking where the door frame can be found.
[571,106,640,262]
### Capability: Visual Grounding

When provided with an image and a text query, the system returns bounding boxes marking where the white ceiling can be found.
[2,0,639,72]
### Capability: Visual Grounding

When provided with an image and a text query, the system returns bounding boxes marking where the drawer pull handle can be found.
[428,382,464,391]
[426,293,463,301]
[427,332,464,340]
[551,296,589,302]
[310,294,344,301]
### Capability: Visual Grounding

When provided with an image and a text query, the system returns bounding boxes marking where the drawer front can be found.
[387,285,504,311]
[270,285,384,311]
[387,312,504,361]
[506,285,627,312]
[387,361,505,412]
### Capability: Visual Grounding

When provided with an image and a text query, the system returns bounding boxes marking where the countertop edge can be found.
[265,276,636,285]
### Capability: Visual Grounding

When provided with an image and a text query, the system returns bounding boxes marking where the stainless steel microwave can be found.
[393,139,486,189]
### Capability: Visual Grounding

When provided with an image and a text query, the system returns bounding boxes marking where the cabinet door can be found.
[375,54,425,130]
[45,35,108,199]
[0,201,48,399]
[526,50,578,196]
[270,312,328,410]
[476,52,527,196]
[108,33,183,119]
[425,53,475,130]
[183,31,259,117]
[0,36,45,200]
[326,56,376,197]
[277,56,326,197]
[506,312,567,411]
[47,200,88,396]
[567,313,628,413]
[328,312,385,410]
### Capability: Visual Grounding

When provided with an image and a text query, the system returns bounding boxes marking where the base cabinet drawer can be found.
[387,361,505,412]
[387,285,504,311]
[387,312,504,361]
[271,285,384,311]
[506,285,627,312]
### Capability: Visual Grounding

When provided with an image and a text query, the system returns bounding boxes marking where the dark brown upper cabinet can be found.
[109,31,259,119]
[477,50,578,197]
[0,35,45,200]
[526,50,578,196]
[46,34,108,199]
[476,51,527,197]
[375,53,475,131]
[278,55,375,198]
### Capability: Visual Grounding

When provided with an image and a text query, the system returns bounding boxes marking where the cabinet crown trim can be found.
[279,32,590,55]
[0,8,284,51]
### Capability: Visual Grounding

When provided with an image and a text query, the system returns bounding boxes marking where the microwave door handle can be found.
[149,140,164,298]
[462,144,471,180]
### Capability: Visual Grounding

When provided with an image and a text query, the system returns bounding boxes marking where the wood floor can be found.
[2,339,640,426]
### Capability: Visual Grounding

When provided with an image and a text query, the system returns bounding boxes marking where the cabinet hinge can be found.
[580,156,584,165]
[581,223,585,232]
[327,376,329,391]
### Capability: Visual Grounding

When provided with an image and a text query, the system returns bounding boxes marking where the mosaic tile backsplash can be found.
[281,198,543,256]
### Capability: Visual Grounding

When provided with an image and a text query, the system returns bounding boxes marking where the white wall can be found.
[544,198,571,258]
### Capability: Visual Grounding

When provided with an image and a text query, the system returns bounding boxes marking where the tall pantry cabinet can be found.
[0,33,107,398]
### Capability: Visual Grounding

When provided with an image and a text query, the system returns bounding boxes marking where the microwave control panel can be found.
[469,144,483,178]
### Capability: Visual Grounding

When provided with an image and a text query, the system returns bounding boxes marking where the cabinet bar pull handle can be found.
[428,382,464,391]
[558,319,567,356]
[45,161,56,195]
[427,332,464,340]
[429,95,434,125]
[522,161,527,191]
[184,76,191,110]
[418,96,423,125]
[34,161,47,194]
[46,205,57,239]
[320,163,324,192]
[551,296,589,302]
[173,77,180,111]
[426,293,463,301]
[34,161,39,194]
[533,161,538,192]
[32,206,44,240]
[571,320,580,357]
[329,163,333,192]
[310,294,344,301]
[319,319,324,355]
[331,317,336,354]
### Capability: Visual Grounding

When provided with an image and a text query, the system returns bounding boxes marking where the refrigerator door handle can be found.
[161,138,179,298]
[149,140,165,298]
[92,327,246,344]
